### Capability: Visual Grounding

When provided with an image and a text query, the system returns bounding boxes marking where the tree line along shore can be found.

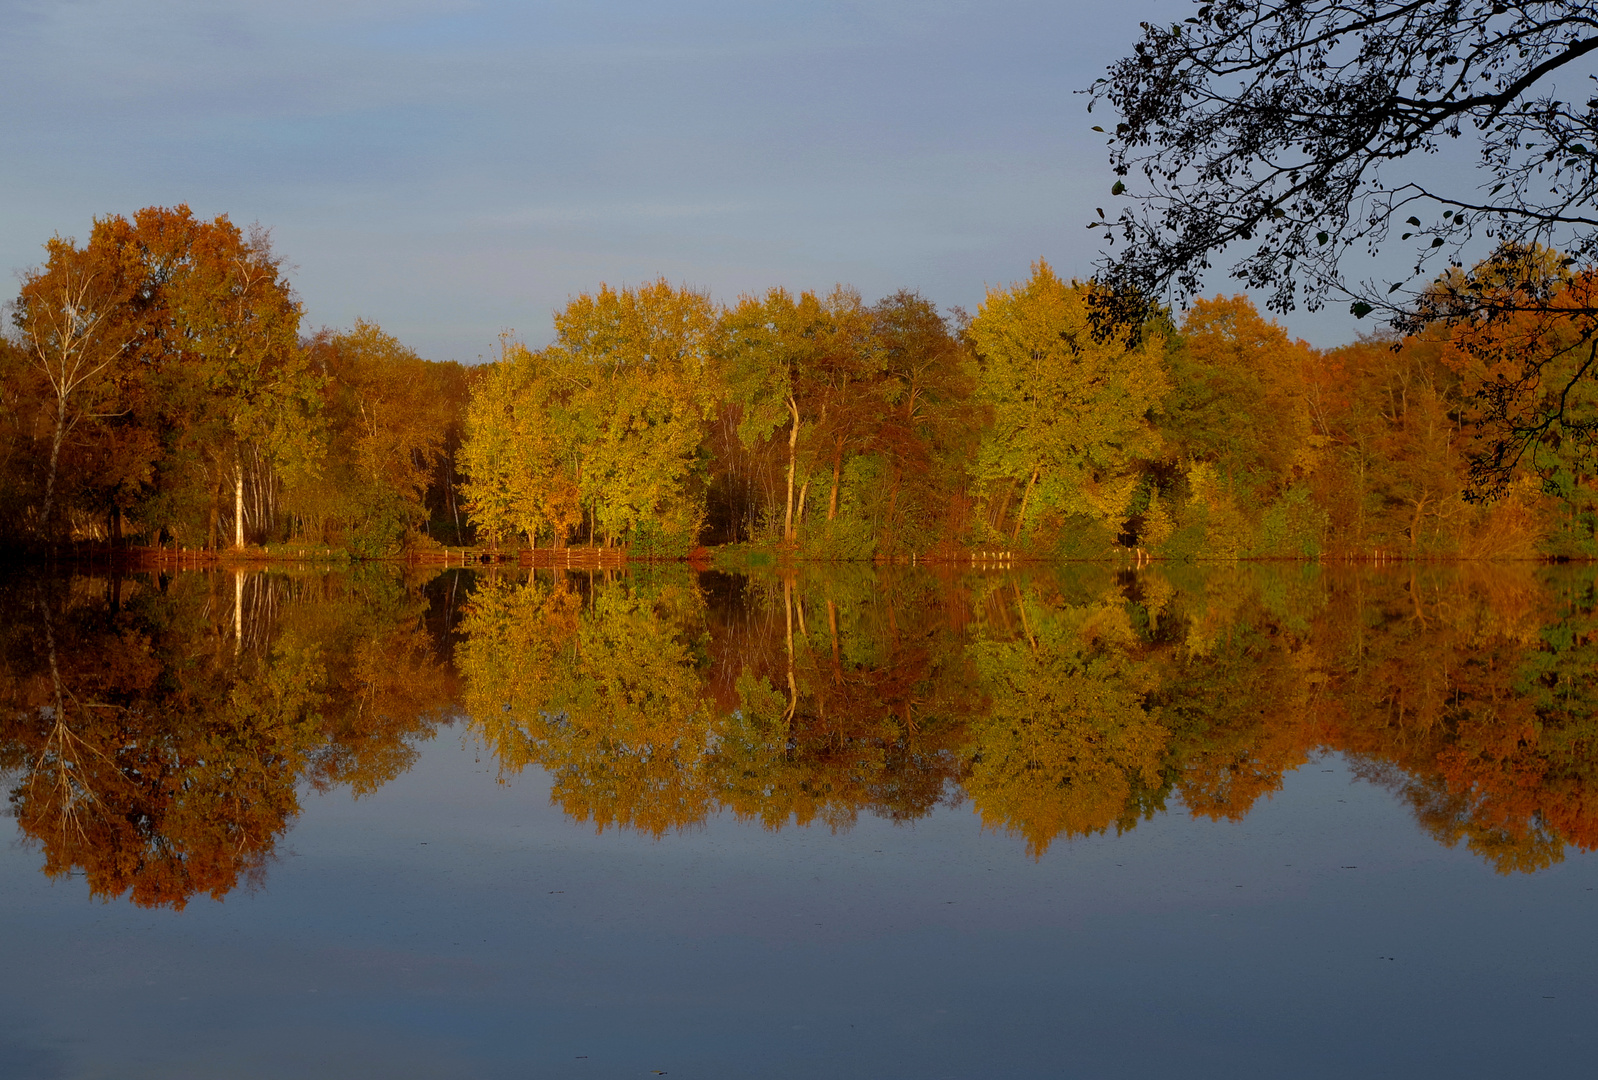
[7,205,1598,564]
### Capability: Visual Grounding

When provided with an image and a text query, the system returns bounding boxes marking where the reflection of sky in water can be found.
[3,731,1595,1079]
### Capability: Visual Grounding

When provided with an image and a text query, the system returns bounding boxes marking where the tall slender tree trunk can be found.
[234,459,246,549]
[206,473,222,551]
[783,576,797,724]
[827,598,841,680]
[1012,466,1040,543]
[990,478,1016,534]
[828,434,844,521]
[1014,581,1038,651]
[882,472,901,552]
[1410,494,1428,557]
[784,397,800,543]
[42,397,67,539]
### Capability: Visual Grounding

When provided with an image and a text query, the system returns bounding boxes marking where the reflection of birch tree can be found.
[0,568,455,906]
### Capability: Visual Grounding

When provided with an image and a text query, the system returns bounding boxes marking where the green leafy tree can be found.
[967,261,1169,550]
[720,288,826,544]
[459,340,583,549]
[463,280,719,551]
[557,280,720,545]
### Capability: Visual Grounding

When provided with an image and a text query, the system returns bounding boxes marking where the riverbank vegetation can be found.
[8,206,1598,561]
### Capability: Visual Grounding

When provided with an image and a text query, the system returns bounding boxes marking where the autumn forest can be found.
[9,205,1598,563]
[9,206,1598,906]
[5,557,1597,910]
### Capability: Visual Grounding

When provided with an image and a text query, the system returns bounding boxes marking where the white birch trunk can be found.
[234,460,246,549]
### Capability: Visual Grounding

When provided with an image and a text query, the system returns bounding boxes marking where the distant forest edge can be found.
[7,205,1598,562]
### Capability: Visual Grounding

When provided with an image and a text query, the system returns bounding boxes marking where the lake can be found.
[2,562,1595,1079]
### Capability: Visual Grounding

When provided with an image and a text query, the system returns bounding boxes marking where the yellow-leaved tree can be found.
[459,340,582,549]
[457,571,717,834]
[461,281,719,553]
[967,261,1168,553]
[557,280,720,550]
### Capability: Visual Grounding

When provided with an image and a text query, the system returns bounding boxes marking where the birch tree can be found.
[107,206,321,549]
[11,234,138,537]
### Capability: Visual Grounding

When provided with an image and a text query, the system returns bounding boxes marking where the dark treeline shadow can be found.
[0,566,462,908]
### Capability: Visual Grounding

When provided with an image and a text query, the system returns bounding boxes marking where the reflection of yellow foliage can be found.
[1181,565,1257,656]
[312,625,450,796]
[16,559,1598,902]
[968,595,1166,857]
[459,573,715,836]
[1134,568,1176,637]
[1161,627,1319,823]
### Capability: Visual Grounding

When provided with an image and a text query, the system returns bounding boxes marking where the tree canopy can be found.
[13,204,1598,559]
[1089,2,1598,494]
[1091,0,1598,321]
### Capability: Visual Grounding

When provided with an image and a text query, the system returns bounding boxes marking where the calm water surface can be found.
[2,563,1596,1078]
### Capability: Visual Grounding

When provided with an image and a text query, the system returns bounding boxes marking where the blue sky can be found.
[0,0,1360,362]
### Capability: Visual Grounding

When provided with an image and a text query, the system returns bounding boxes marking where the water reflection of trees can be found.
[459,566,979,834]
[459,562,1598,874]
[8,560,1598,907]
[0,569,458,908]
